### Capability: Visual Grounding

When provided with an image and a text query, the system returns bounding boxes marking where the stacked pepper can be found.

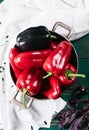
[9,25,85,108]
[9,47,23,78]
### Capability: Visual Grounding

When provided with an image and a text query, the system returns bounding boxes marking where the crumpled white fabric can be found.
[0,0,89,130]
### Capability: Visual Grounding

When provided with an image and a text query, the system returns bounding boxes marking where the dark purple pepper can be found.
[16,26,51,52]
[74,86,86,98]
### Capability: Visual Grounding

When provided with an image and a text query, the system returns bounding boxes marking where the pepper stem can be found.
[22,88,28,108]
[68,73,85,78]
[65,70,85,79]
[51,35,57,39]
[43,72,53,79]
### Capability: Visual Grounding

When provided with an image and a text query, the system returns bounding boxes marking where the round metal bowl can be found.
[10,22,78,107]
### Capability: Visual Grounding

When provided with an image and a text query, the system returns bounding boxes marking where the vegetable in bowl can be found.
[9,25,85,108]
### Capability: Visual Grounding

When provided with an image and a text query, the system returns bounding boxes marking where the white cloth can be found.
[0,0,89,130]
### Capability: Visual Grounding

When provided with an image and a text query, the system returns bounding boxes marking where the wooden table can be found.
[40,34,89,130]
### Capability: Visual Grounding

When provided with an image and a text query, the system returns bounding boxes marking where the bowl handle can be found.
[12,89,34,109]
[52,22,73,39]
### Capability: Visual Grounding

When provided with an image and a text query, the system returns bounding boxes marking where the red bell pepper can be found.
[41,76,62,99]
[14,49,52,70]
[43,41,72,78]
[50,41,58,50]
[16,68,44,108]
[58,63,85,86]
[9,47,23,78]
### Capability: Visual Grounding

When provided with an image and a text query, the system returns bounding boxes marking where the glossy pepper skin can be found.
[43,41,72,78]
[16,68,44,95]
[16,26,51,52]
[42,76,62,99]
[50,41,58,50]
[58,63,85,87]
[16,68,45,108]
[9,47,23,78]
[58,63,77,86]
[14,49,52,70]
